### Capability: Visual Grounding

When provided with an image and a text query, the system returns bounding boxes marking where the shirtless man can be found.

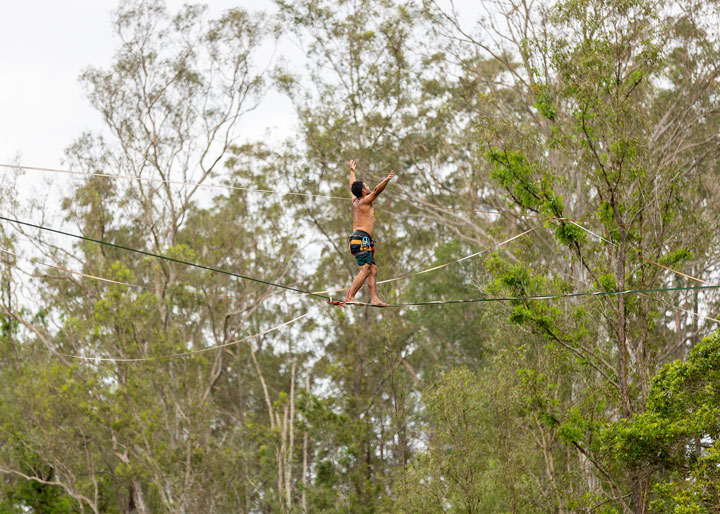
[345,159,394,306]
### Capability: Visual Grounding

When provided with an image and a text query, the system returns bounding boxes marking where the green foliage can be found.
[603,333,720,511]
[1,478,76,514]
[553,221,586,246]
[3,0,720,512]
[393,367,533,513]
[485,148,586,246]
[486,148,559,214]
[534,87,558,121]
[659,247,693,267]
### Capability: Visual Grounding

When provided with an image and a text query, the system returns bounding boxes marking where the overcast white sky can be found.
[0,0,286,170]
[0,0,480,173]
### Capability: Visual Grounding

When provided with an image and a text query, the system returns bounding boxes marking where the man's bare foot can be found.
[370,299,389,307]
[345,298,362,306]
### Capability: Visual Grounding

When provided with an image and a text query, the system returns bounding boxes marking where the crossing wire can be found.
[0,214,333,301]
[0,162,349,201]
[0,162,599,221]
[387,284,720,307]
[0,308,320,363]
[1,215,542,304]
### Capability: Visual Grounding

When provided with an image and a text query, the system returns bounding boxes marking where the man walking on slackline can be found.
[344,159,394,306]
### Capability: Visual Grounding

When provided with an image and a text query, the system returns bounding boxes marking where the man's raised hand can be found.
[349,159,357,188]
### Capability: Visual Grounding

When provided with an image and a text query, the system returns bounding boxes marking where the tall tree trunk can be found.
[131,479,149,514]
[302,370,310,514]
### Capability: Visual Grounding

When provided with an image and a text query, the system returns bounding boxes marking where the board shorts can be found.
[348,230,376,267]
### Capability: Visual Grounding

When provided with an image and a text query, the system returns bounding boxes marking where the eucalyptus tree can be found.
[273,0,448,510]
[272,0,553,509]
[412,0,720,511]
[603,332,720,512]
[0,1,311,512]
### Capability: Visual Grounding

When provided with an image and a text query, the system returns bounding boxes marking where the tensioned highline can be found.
[4,243,718,324]
[0,226,541,300]
[1,214,719,309]
[0,215,332,301]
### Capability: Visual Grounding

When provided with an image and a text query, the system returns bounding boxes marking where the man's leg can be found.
[345,264,371,304]
[367,264,389,307]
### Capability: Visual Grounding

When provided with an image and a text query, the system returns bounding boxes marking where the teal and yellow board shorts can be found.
[348,230,376,266]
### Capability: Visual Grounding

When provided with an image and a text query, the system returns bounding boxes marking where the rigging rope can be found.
[382,284,720,307]
[1,215,716,309]
[0,247,266,300]
[0,162,348,201]
[0,215,540,302]
[2,214,718,362]
[0,214,333,301]
[0,308,320,363]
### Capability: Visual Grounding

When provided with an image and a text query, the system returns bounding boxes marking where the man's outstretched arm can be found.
[365,170,395,203]
[349,160,357,188]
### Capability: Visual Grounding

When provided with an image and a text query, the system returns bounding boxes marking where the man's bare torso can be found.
[352,197,375,235]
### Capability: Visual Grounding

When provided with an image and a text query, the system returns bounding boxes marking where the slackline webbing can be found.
[388,284,720,307]
[0,247,254,299]
[0,215,332,301]
[1,214,718,309]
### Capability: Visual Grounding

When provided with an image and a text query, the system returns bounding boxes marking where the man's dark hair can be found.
[351,181,365,199]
